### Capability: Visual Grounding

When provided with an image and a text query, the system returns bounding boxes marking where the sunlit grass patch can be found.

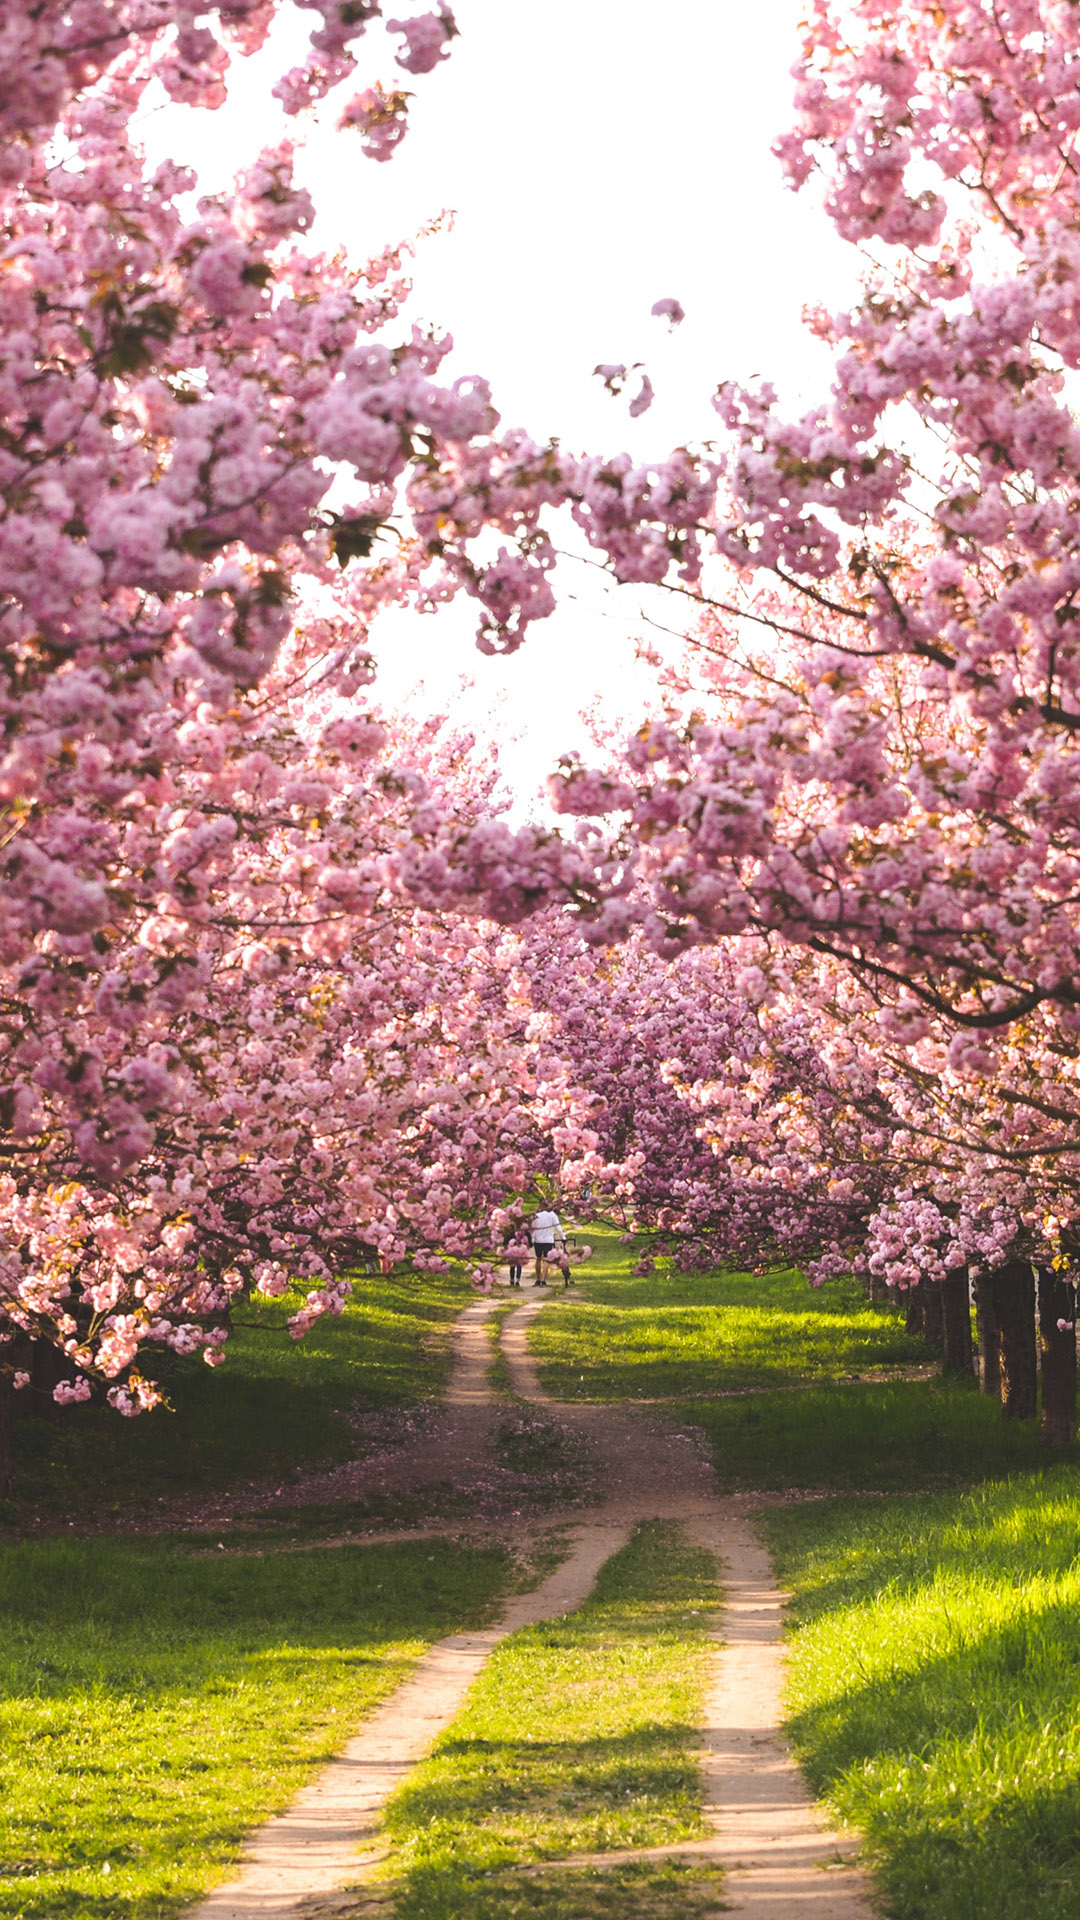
[766,1472,1080,1920]
[377,1520,724,1919]
[531,1234,922,1401]
[0,1533,514,1920]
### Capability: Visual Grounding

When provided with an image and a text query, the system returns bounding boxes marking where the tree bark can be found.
[30,1338,65,1422]
[941,1269,974,1376]
[921,1282,946,1350]
[0,1373,13,1498]
[975,1273,1001,1397]
[868,1271,891,1304]
[1037,1267,1077,1449]
[994,1260,1037,1421]
[906,1287,925,1338]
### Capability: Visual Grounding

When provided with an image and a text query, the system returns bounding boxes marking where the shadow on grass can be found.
[11,1268,472,1523]
[0,1534,512,1920]
[181,1486,469,1548]
[379,1522,721,1920]
[765,1472,1080,1920]
[681,1375,1059,1492]
[390,1854,725,1920]
[493,1411,595,1505]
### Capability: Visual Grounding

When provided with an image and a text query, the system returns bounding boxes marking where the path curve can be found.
[189,1295,626,1920]
[500,1289,876,1918]
[190,1518,629,1919]
[188,1285,877,1919]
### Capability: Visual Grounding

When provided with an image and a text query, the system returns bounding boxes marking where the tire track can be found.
[500,1291,877,1918]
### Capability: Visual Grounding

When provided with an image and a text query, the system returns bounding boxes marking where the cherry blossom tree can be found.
[13,0,1080,1473]
[0,618,615,1473]
[0,0,600,1470]
[519,1,1080,1445]
[522,925,880,1280]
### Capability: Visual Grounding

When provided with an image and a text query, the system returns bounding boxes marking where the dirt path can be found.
[696,1514,870,1918]
[502,1293,875,1917]
[188,1286,877,1918]
[168,1293,593,1543]
[190,1518,630,1920]
[189,1297,624,1919]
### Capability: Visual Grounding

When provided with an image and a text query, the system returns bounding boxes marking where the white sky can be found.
[146,0,861,802]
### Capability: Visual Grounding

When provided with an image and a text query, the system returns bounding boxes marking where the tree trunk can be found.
[921,1282,946,1350]
[994,1260,1037,1421]
[30,1338,69,1421]
[1037,1267,1077,1449]
[975,1273,1001,1397]
[868,1271,891,1304]
[941,1268,974,1375]
[906,1287,925,1338]
[0,1372,13,1499]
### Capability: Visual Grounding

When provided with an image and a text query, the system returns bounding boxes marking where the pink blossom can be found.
[388,10,456,74]
[53,1378,92,1405]
[651,297,685,327]
[322,715,389,761]
[628,374,655,418]
[337,85,411,162]
[594,364,628,394]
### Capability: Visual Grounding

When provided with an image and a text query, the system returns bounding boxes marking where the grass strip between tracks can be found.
[374,1519,725,1920]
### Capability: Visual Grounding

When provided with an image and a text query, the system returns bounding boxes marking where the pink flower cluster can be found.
[11,0,1080,1436]
[338,85,411,163]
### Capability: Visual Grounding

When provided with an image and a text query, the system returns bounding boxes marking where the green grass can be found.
[765,1474,1080,1920]
[530,1233,925,1401]
[682,1375,1054,1492]
[488,1296,521,1400]
[0,1532,517,1919]
[376,1520,725,1920]
[12,1266,472,1522]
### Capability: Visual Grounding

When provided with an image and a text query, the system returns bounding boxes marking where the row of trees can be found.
[546,0,1080,1440]
[0,1,602,1480]
[5,0,1080,1469]
[528,924,1077,1445]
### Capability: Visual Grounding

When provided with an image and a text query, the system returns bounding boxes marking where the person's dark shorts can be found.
[533,1240,554,1256]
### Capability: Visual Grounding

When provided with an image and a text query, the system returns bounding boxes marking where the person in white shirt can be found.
[531,1207,565,1286]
